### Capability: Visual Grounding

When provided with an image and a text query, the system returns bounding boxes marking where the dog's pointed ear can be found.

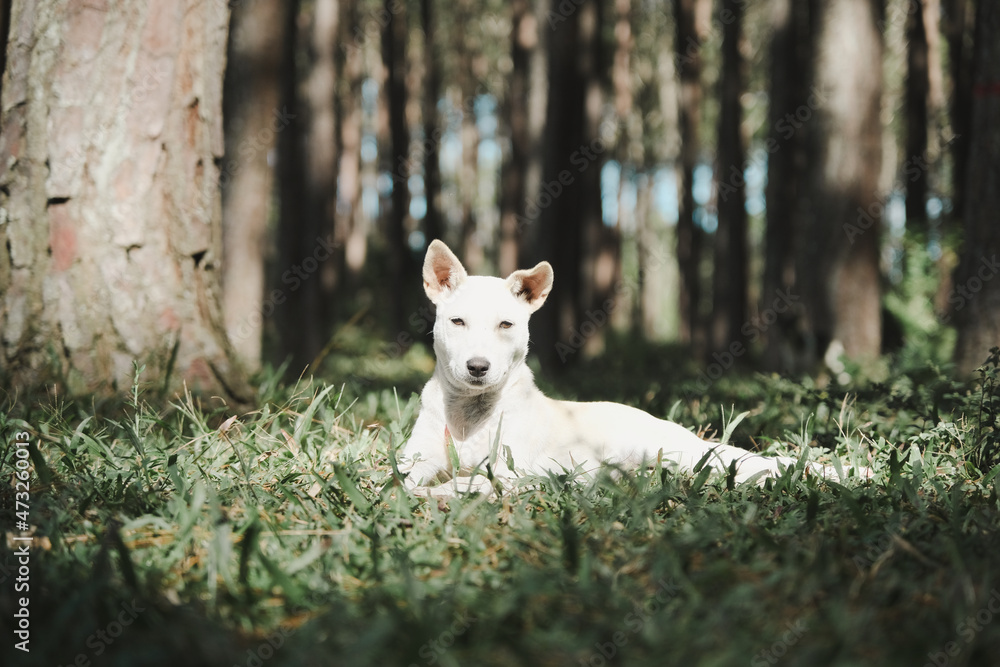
[506,261,553,313]
[423,240,468,303]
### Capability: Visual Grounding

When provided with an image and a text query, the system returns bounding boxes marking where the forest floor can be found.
[2,334,999,667]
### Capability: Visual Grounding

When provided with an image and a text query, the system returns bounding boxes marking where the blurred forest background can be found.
[1,0,998,404]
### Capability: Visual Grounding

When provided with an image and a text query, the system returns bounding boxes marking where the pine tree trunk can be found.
[711,0,749,357]
[499,0,535,277]
[0,0,249,404]
[673,0,709,350]
[952,1,1000,375]
[381,0,411,334]
[906,0,930,231]
[943,0,974,221]
[420,0,443,246]
[338,0,367,278]
[221,0,288,370]
[763,0,815,372]
[800,0,884,363]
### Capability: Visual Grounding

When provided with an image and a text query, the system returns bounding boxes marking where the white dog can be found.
[398,240,864,498]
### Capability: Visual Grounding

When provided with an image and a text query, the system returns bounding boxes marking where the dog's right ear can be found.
[423,240,468,304]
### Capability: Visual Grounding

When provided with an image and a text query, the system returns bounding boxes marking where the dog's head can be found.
[422,240,552,392]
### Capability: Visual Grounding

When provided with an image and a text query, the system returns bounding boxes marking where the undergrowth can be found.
[1,348,1000,667]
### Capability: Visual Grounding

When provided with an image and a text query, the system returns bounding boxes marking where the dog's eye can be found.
[499,321,513,329]
[450,318,465,326]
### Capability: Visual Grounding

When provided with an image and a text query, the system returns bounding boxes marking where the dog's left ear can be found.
[506,261,553,313]
[423,240,468,304]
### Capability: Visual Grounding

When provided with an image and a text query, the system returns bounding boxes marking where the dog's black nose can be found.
[467,357,491,378]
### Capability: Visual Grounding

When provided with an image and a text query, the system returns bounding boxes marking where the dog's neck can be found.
[436,362,535,441]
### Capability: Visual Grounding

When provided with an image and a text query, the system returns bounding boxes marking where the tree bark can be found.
[381,0,411,334]
[952,1,1000,375]
[338,0,367,278]
[800,0,884,364]
[943,0,974,221]
[420,0,443,246]
[498,0,537,277]
[221,0,288,370]
[763,0,816,371]
[711,0,749,357]
[905,0,930,231]
[673,0,709,350]
[0,0,249,404]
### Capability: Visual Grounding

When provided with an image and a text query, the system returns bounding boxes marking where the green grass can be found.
[2,346,1000,667]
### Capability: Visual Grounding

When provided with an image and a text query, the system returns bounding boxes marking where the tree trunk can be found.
[381,0,411,334]
[763,0,815,371]
[533,0,595,369]
[710,0,749,357]
[221,0,288,370]
[420,0,443,245]
[498,0,536,277]
[0,0,249,404]
[943,0,974,221]
[275,0,339,375]
[673,0,709,350]
[800,0,884,364]
[905,0,930,231]
[338,0,367,278]
[952,1,1000,375]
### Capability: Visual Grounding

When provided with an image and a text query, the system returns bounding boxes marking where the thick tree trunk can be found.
[221,0,288,370]
[711,0,748,357]
[673,0,709,350]
[952,1,1000,375]
[801,0,884,364]
[0,0,249,404]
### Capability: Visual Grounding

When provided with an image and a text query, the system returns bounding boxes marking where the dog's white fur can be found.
[399,241,859,498]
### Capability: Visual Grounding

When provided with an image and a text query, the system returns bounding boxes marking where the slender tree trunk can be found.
[338,0,367,278]
[673,0,709,350]
[534,0,593,368]
[221,0,288,370]
[711,0,748,357]
[906,0,930,231]
[943,0,974,221]
[499,0,536,277]
[800,0,885,363]
[0,0,10,103]
[0,0,249,403]
[276,0,339,374]
[382,0,411,334]
[516,0,550,269]
[952,1,1000,375]
[420,0,443,245]
[763,0,815,371]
